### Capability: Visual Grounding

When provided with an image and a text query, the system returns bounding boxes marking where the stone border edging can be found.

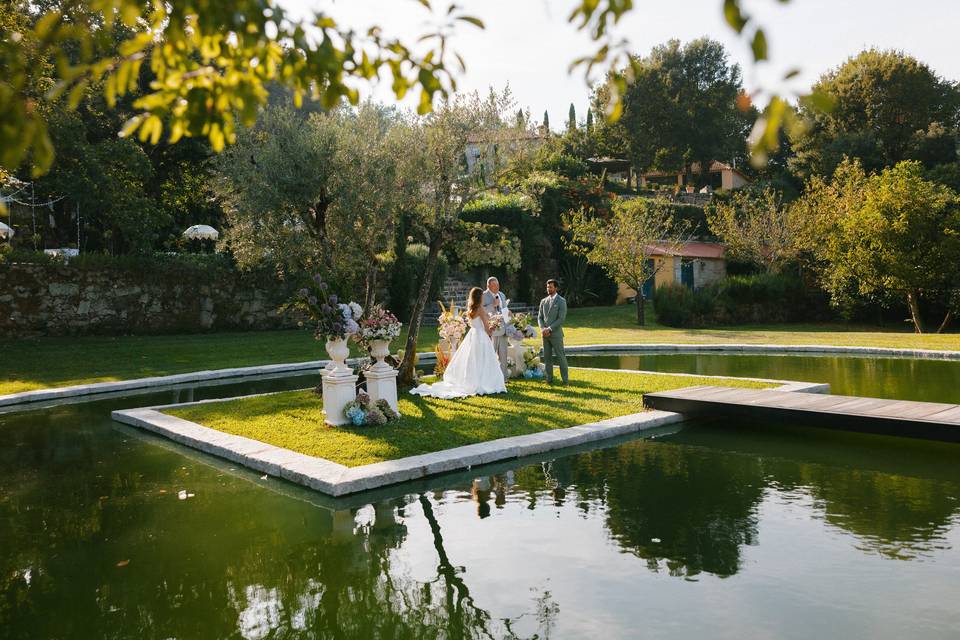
[563,343,960,359]
[6,341,946,409]
[111,377,828,496]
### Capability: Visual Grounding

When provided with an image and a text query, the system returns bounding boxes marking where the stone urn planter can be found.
[368,339,393,372]
[324,336,351,375]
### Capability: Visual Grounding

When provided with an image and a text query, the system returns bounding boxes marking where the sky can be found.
[279,0,960,126]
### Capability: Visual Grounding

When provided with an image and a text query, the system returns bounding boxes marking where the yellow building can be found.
[616,241,727,303]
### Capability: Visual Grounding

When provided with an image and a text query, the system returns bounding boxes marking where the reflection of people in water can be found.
[470,472,515,518]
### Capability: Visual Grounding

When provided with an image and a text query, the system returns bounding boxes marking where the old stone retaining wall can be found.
[0,261,300,337]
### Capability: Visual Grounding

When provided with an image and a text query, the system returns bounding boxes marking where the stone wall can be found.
[0,261,300,337]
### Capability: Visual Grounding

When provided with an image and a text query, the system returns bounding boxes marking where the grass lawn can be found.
[167,368,771,467]
[3,303,958,395]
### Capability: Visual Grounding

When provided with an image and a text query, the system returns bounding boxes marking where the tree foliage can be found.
[793,159,960,333]
[213,102,404,301]
[789,50,960,179]
[602,38,754,183]
[706,188,797,273]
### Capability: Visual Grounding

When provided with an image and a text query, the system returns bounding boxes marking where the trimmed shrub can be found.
[653,273,831,327]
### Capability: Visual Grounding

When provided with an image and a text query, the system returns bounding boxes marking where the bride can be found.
[410,287,507,399]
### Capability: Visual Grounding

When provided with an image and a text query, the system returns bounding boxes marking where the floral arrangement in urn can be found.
[286,275,362,374]
[287,275,361,341]
[354,304,402,346]
[343,391,401,426]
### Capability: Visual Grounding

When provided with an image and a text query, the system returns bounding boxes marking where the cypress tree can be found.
[543,110,550,132]
[586,108,594,133]
[568,103,576,130]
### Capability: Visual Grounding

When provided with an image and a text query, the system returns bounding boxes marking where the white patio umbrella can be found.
[182,224,219,240]
[0,221,13,240]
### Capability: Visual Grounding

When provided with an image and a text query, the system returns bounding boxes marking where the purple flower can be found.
[321,304,332,314]
[307,296,317,305]
[299,288,309,297]
[312,274,323,283]
[329,295,338,305]
[319,281,328,291]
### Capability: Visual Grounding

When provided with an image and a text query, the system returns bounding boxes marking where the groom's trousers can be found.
[542,334,568,383]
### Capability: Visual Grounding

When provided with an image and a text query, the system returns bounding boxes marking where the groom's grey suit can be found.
[482,289,509,378]
[537,293,568,383]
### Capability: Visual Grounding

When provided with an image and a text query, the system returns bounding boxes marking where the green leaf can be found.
[457,16,485,29]
[723,0,748,33]
[750,29,768,61]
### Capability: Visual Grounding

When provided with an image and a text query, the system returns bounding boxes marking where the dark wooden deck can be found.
[643,386,960,442]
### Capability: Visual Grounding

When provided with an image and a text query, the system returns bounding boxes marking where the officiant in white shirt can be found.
[481,277,510,379]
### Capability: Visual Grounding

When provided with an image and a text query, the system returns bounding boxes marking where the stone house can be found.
[616,241,727,303]
[640,160,750,192]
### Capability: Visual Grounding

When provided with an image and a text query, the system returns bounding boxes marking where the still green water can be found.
[570,352,960,403]
[2,355,960,639]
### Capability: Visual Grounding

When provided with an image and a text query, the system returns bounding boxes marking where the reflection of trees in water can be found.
[764,463,960,560]
[567,442,764,578]
[1,464,558,639]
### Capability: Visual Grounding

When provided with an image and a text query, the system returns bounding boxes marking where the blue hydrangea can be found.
[346,406,367,426]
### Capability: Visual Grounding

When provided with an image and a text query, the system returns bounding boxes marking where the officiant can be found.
[482,277,510,379]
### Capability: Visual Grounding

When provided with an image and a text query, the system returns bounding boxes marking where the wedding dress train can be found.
[410,316,507,399]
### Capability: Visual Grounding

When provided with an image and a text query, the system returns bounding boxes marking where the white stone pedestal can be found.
[322,371,358,426]
[365,367,400,413]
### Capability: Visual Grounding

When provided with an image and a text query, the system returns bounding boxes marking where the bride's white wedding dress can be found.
[410,316,506,399]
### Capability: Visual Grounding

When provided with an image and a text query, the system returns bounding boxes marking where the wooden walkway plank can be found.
[642,386,960,443]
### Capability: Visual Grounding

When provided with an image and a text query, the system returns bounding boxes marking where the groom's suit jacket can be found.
[481,289,507,337]
[538,294,567,338]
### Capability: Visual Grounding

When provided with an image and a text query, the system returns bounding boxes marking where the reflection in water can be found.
[3,380,960,638]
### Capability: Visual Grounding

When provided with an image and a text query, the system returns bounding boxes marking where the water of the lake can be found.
[2,354,960,639]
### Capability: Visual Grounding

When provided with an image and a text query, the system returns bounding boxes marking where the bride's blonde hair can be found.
[466,287,483,318]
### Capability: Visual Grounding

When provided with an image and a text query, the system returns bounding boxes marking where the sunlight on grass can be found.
[2,304,958,395]
[167,368,770,467]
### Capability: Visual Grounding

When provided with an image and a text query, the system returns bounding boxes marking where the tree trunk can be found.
[636,291,645,326]
[936,309,954,334]
[363,261,378,311]
[907,290,924,334]
[397,235,443,385]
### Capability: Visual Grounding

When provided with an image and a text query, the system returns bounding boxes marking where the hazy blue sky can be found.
[281,0,960,126]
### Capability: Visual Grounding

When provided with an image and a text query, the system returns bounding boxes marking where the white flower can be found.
[349,302,363,319]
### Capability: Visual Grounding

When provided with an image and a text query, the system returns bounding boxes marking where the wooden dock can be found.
[643,386,960,442]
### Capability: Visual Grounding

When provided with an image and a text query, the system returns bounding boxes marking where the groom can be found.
[482,277,510,379]
[537,278,568,384]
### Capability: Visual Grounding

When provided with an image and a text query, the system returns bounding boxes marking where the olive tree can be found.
[706,189,798,273]
[567,198,692,325]
[213,102,405,303]
[395,90,527,385]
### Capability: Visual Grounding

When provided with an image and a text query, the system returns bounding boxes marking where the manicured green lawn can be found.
[2,304,958,395]
[167,368,771,467]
